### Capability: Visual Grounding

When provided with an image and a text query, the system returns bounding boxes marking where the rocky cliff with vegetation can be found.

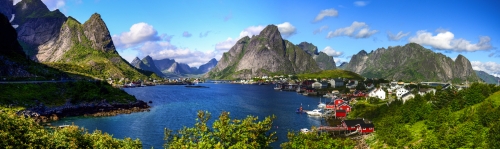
[344,43,479,83]
[297,42,336,70]
[131,56,164,77]
[7,0,156,80]
[206,25,321,79]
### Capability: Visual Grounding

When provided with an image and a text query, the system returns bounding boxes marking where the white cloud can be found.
[42,0,66,10]
[182,31,192,38]
[408,30,493,52]
[276,22,297,38]
[313,8,338,22]
[112,22,161,49]
[326,21,378,39]
[13,0,21,5]
[215,37,237,52]
[136,41,216,68]
[313,25,329,34]
[354,1,368,7]
[471,61,500,77]
[387,31,410,41]
[239,25,265,38]
[322,46,343,57]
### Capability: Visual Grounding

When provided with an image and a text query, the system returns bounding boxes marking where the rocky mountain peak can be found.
[83,13,115,53]
[357,50,368,56]
[297,42,318,55]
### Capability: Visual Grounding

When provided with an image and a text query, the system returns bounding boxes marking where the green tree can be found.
[280,128,355,149]
[164,111,276,149]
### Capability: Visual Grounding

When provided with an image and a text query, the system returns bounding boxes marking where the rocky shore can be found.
[16,100,150,123]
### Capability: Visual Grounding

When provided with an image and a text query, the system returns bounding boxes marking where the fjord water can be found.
[52,83,326,148]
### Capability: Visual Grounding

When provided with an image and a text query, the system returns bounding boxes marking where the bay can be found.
[52,83,329,148]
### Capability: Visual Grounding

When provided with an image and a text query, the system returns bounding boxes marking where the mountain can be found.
[130,56,164,77]
[297,42,336,70]
[206,25,321,79]
[475,70,499,85]
[197,58,218,74]
[7,0,156,80]
[12,0,67,58]
[344,43,479,83]
[0,0,14,21]
[130,57,218,77]
[337,62,348,70]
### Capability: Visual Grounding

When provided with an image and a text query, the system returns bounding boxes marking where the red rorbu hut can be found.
[356,123,375,134]
[335,110,346,118]
[337,103,352,113]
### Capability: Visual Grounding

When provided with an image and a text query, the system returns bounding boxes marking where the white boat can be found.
[318,98,326,109]
[306,109,323,116]
[300,128,311,133]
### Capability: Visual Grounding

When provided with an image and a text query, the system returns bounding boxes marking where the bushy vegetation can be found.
[164,111,277,148]
[0,110,142,148]
[298,69,364,80]
[280,127,356,149]
[0,81,136,107]
[349,83,500,148]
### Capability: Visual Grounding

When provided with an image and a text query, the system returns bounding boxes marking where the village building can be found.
[418,88,436,96]
[357,123,375,134]
[401,93,415,103]
[368,88,386,99]
[395,88,410,98]
[312,82,322,89]
[329,78,344,88]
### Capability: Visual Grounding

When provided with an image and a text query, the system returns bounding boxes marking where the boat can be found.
[274,84,282,90]
[296,105,304,113]
[306,109,323,116]
[318,98,326,109]
[300,128,310,133]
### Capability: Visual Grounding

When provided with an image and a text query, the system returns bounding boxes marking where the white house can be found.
[418,88,436,96]
[401,93,415,103]
[312,82,322,89]
[368,88,386,99]
[396,88,410,99]
[329,78,344,88]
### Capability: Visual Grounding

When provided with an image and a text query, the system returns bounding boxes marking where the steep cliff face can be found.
[82,13,115,53]
[153,58,175,72]
[197,58,218,74]
[0,14,25,57]
[13,0,67,58]
[0,0,14,20]
[345,43,479,83]
[207,25,321,79]
[476,70,500,85]
[296,42,336,70]
[33,13,154,79]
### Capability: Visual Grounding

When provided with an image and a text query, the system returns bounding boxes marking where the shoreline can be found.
[17,100,151,123]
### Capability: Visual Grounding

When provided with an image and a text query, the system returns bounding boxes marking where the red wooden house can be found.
[326,98,344,110]
[342,119,365,131]
[356,123,375,134]
[335,110,346,118]
[337,103,352,113]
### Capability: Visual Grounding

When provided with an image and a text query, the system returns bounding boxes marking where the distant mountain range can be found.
[2,0,157,79]
[131,56,218,78]
[475,70,500,85]
[343,43,479,83]
[206,25,336,79]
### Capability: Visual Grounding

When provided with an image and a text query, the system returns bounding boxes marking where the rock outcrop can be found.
[206,25,321,79]
[297,42,336,70]
[13,0,67,59]
[82,13,115,53]
[0,14,25,57]
[344,43,480,83]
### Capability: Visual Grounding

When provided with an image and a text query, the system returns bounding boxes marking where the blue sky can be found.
[17,0,500,76]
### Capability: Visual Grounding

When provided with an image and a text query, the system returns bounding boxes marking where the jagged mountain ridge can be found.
[131,57,218,77]
[345,43,479,83]
[206,25,321,79]
[475,70,500,85]
[130,56,165,77]
[7,0,157,79]
[297,42,336,70]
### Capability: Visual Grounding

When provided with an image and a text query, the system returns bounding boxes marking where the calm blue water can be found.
[52,83,328,148]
